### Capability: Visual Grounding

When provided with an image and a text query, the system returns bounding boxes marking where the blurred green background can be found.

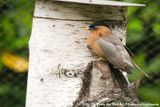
[0,0,34,107]
[0,0,159,107]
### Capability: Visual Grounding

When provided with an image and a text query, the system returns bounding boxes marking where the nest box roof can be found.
[53,0,145,7]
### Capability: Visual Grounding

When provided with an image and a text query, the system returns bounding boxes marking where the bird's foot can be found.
[98,57,106,61]
[92,57,106,62]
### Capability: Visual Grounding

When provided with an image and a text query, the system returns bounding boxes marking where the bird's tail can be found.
[133,63,150,79]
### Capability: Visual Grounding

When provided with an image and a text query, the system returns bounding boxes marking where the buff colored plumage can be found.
[87,26,111,57]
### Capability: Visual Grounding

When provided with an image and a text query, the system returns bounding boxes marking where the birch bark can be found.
[26,0,139,107]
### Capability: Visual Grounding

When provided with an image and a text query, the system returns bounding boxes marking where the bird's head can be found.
[87,20,108,30]
[88,24,97,30]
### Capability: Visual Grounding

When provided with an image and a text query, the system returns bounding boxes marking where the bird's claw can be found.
[92,57,106,62]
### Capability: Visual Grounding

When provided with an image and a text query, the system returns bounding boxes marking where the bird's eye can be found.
[89,24,96,30]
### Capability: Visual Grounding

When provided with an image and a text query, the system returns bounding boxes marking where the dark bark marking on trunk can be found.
[73,62,93,107]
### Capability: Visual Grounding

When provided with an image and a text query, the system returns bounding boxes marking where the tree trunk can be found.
[26,0,139,107]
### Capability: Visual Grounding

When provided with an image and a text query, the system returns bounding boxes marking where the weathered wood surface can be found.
[53,0,145,7]
[26,0,139,107]
[35,0,128,20]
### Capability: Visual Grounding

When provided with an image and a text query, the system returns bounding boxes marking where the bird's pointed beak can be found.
[81,26,89,30]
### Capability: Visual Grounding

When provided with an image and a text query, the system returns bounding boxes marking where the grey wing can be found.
[97,35,134,72]
[124,45,135,57]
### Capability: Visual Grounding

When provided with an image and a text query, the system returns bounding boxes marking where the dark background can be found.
[0,0,159,107]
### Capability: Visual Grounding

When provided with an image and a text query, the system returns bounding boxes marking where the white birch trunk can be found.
[26,0,140,107]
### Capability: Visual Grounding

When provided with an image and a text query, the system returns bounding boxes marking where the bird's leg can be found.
[92,57,106,62]
[98,57,107,61]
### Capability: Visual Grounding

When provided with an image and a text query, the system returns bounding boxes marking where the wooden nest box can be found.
[26,0,145,107]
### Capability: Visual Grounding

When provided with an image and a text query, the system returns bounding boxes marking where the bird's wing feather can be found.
[97,34,133,73]
[123,45,135,58]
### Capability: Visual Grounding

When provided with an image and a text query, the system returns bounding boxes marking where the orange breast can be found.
[87,32,105,57]
[87,26,111,57]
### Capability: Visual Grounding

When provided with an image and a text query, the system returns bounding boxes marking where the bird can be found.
[86,20,150,79]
